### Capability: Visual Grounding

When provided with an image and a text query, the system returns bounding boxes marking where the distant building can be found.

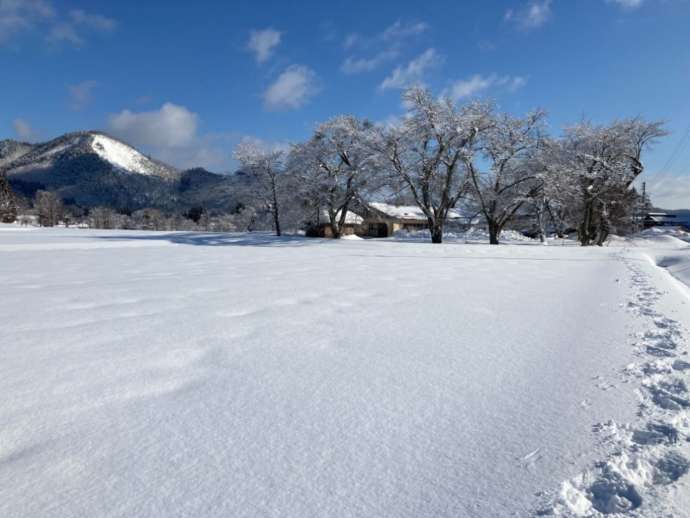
[644,212,678,228]
[359,202,476,238]
[306,210,365,237]
[304,203,479,238]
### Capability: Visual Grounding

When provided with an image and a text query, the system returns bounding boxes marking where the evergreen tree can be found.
[0,174,18,223]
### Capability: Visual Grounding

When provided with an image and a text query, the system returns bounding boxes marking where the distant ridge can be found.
[0,131,244,212]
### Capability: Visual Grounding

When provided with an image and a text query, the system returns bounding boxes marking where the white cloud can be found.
[505,0,552,31]
[47,9,115,45]
[443,74,528,100]
[12,118,38,141]
[381,20,429,41]
[247,28,282,64]
[47,22,81,44]
[644,175,690,210]
[343,33,360,49]
[341,20,429,74]
[69,9,116,31]
[107,103,232,171]
[607,0,644,9]
[68,79,98,110]
[109,103,198,149]
[263,65,320,111]
[379,48,443,90]
[0,1,115,46]
[341,50,398,74]
[0,0,54,44]
[446,75,494,99]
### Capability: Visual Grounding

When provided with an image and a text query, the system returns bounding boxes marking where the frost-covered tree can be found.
[559,119,666,246]
[90,207,116,229]
[233,140,287,236]
[468,110,546,244]
[34,190,63,227]
[0,173,17,223]
[288,116,375,239]
[369,87,492,243]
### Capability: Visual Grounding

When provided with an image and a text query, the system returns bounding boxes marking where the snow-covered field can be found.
[1,226,689,517]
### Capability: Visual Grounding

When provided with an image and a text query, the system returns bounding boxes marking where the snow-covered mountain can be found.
[0,131,178,180]
[0,131,244,212]
[0,140,34,168]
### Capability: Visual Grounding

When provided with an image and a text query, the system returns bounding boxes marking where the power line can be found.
[660,121,690,174]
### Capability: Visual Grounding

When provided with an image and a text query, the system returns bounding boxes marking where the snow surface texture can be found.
[537,228,690,516]
[369,202,469,221]
[90,133,161,176]
[0,226,689,518]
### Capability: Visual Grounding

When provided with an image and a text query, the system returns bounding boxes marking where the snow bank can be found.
[620,227,690,293]
[392,227,536,243]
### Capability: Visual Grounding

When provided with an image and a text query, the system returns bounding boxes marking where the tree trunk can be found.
[579,200,594,246]
[488,220,500,245]
[596,208,610,246]
[429,219,443,244]
[271,181,281,237]
[330,220,341,239]
[536,202,547,244]
[272,208,281,237]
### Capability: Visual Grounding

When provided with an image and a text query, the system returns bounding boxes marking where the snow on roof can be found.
[320,210,364,225]
[368,202,470,221]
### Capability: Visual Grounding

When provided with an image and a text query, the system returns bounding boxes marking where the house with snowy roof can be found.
[360,202,477,238]
[305,209,365,237]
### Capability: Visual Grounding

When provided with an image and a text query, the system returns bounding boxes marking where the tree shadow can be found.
[93,231,324,248]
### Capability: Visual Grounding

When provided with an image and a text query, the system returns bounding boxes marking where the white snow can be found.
[90,133,159,176]
[369,202,471,221]
[1,227,689,517]
[319,209,364,225]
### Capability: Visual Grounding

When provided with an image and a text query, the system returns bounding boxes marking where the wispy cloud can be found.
[247,28,282,64]
[263,65,320,111]
[379,48,443,90]
[68,80,98,110]
[0,1,116,47]
[607,0,644,9]
[69,9,116,31]
[341,50,399,74]
[504,0,552,31]
[0,0,54,44]
[12,118,39,141]
[341,19,429,74]
[442,74,528,101]
[47,8,116,46]
[381,20,429,42]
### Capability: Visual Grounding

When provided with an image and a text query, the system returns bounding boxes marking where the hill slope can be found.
[0,131,243,212]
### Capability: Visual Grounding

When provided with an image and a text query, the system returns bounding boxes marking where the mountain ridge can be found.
[0,131,243,213]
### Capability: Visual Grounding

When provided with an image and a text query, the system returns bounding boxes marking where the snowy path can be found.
[1,229,688,517]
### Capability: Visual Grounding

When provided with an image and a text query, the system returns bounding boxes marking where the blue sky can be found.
[2,0,690,207]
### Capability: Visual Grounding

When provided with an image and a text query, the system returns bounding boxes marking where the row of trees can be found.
[235,87,665,245]
[1,87,665,245]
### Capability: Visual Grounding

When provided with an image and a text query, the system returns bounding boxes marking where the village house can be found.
[306,210,365,237]
[358,202,477,238]
[306,203,479,238]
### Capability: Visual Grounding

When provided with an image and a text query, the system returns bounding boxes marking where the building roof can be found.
[368,202,471,222]
[319,209,364,225]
